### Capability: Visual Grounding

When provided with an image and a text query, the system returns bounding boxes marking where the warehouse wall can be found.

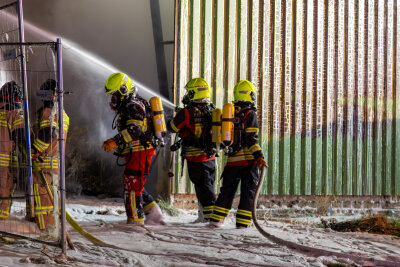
[173,0,400,196]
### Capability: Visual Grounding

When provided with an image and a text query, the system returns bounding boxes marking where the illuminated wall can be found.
[173,0,400,196]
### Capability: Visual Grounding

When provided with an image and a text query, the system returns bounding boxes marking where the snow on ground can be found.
[0,198,399,267]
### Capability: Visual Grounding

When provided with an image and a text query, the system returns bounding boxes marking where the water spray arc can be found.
[20,19,175,108]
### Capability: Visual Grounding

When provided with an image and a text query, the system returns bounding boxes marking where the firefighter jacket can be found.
[113,96,153,155]
[169,102,215,162]
[30,106,69,230]
[0,102,24,219]
[0,103,25,166]
[226,103,263,166]
[32,107,69,172]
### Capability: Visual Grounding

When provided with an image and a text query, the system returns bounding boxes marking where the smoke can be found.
[12,1,176,197]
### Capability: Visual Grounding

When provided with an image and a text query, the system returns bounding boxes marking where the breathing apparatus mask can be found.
[109,90,124,111]
[182,92,191,106]
[37,79,57,108]
[0,81,23,109]
[109,84,138,111]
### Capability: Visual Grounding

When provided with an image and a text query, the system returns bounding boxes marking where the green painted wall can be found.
[173,0,400,196]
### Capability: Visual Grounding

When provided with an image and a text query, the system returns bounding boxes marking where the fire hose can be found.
[252,166,400,266]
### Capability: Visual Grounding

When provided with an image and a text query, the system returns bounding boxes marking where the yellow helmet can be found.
[184,78,210,101]
[105,72,134,96]
[233,80,257,103]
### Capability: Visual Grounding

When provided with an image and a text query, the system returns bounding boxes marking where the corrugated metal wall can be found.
[173,0,400,196]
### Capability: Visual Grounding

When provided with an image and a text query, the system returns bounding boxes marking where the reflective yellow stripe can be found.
[35,205,53,214]
[143,201,156,213]
[0,204,10,218]
[0,120,10,129]
[170,120,179,132]
[185,152,206,156]
[227,155,253,163]
[0,212,10,218]
[227,147,256,162]
[143,118,148,132]
[36,158,59,169]
[127,119,144,127]
[130,191,137,219]
[0,113,11,130]
[184,147,206,157]
[63,112,69,125]
[37,214,45,230]
[211,214,226,220]
[120,129,133,143]
[12,118,24,129]
[40,120,57,128]
[237,209,252,216]
[0,153,11,167]
[203,206,213,212]
[33,185,42,215]
[127,218,144,224]
[35,208,53,214]
[33,138,50,153]
[213,206,230,214]
[245,127,258,133]
[128,191,143,224]
[236,217,252,225]
[40,120,51,127]
[119,144,151,154]
[249,144,262,153]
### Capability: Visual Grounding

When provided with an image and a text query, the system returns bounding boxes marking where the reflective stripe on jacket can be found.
[169,106,215,162]
[227,108,263,166]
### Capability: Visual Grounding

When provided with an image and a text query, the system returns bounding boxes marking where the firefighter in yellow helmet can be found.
[0,81,24,220]
[102,72,165,225]
[168,78,216,222]
[29,79,69,231]
[209,80,268,229]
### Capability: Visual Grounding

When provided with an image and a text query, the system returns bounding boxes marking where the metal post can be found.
[150,0,169,97]
[16,0,34,218]
[56,38,66,254]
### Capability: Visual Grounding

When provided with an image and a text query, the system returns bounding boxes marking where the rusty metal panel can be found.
[173,0,400,196]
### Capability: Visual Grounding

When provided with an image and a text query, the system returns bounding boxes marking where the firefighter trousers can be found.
[124,188,157,224]
[0,167,12,219]
[187,160,216,219]
[32,171,54,231]
[123,148,155,225]
[211,164,259,227]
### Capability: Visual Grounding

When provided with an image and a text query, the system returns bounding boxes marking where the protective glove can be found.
[102,138,117,152]
[256,157,269,170]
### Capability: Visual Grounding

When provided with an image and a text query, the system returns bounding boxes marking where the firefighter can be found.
[102,72,165,226]
[168,78,216,222]
[29,79,69,231]
[209,80,268,229]
[0,81,24,220]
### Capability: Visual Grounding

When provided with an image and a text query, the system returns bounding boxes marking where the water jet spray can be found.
[1,12,175,108]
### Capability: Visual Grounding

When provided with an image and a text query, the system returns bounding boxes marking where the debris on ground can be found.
[321,215,400,237]
[157,198,179,217]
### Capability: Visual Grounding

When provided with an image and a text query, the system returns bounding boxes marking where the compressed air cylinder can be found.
[149,96,166,145]
[212,108,222,150]
[221,103,234,148]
